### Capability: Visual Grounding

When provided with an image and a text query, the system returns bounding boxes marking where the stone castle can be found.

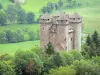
[40,12,82,51]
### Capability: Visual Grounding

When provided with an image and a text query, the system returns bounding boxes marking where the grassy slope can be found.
[0,40,40,55]
[62,6,100,34]
[0,24,40,32]
[22,0,58,12]
[0,24,40,55]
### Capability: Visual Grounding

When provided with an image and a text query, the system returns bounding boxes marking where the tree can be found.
[26,12,35,24]
[0,61,16,75]
[16,29,24,42]
[72,60,100,75]
[0,32,8,44]
[92,31,99,47]
[0,11,7,25]
[5,30,17,43]
[28,31,35,41]
[14,50,43,75]
[40,6,47,14]
[45,42,55,55]
[0,4,3,9]
[61,51,74,65]
[58,0,63,8]
[17,8,26,24]
[51,52,64,67]
[54,3,59,10]
[0,54,12,61]
[6,5,17,24]
[48,66,76,75]
[86,35,92,46]
[70,50,83,60]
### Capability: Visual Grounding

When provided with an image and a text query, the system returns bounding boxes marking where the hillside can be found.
[0,0,100,54]
[0,0,58,12]
[0,0,100,33]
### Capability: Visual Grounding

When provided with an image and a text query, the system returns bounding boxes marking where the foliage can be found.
[45,42,55,55]
[17,8,26,24]
[51,52,64,67]
[14,50,43,75]
[92,31,99,47]
[70,50,83,60]
[0,28,40,44]
[0,10,7,25]
[0,54,12,61]
[0,32,8,44]
[28,31,35,41]
[48,66,76,75]
[6,5,17,24]
[86,35,92,46]
[61,51,74,65]
[0,4,3,9]
[92,56,100,65]
[82,31,100,58]
[0,61,16,75]
[72,60,100,75]
[26,12,35,24]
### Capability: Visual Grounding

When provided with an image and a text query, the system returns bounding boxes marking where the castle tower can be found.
[54,12,69,50]
[69,13,82,51]
[40,13,52,48]
[40,12,82,51]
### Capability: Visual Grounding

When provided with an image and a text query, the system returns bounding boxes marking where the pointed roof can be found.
[54,11,68,20]
[57,14,68,20]
[54,11,65,17]
[69,12,82,18]
[40,12,51,19]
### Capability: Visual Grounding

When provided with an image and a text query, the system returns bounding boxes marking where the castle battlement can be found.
[40,12,82,51]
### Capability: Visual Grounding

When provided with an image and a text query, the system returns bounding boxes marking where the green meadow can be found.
[0,0,100,54]
[62,6,100,34]
[0,24,40,32]
[0,40,40,55]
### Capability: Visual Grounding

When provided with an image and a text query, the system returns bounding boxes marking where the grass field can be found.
[0,24,40,32]
[0,40,40,55]
[22,0,58,12]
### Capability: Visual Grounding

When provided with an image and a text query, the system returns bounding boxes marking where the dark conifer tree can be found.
[45,42,55,55]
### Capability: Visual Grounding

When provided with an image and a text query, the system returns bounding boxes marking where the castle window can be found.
[48,19,49,21]
[43,19,44,20]
[66,20,67,22]
[65,38,66,41]
[61,20,63,22]
[78,18,80,20]
[43,27,44,30]
[71,38,72,41]
[73,18,75,20]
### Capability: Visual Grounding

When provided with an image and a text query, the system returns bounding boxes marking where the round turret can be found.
[69,13,82,23]
[40,12,52,24]
[56,12,69,25]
